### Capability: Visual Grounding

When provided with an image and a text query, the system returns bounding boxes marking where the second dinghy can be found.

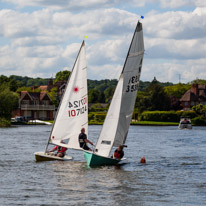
[35,41,88,162]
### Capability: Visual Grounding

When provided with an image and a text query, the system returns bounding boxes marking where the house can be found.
[180,84,206,110]
[39,78,66,101]
[13,91,55,120]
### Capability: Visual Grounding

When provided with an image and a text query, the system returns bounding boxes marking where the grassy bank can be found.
[131,121,179,126]
[88,120,179,126]
[0,118,11,127]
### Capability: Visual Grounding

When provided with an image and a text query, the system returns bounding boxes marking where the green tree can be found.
[54,70,71,83]
[164,83,191,98]
[0,75,21,91]
[0,83,19,119]
[88,89,105,103]
[135,78,171,112]
[16,87,41,92]
[190,79,206,85]
[104,86,115,103]
[48,87,58,107]
[192,104,206,117]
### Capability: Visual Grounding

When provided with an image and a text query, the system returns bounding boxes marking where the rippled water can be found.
[0,125,206,205]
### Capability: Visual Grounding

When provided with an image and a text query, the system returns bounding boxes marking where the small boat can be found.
[178,117,192,129]
[84,21,144,166]
[34,152,72,162]
[28,119,52,125]
[35,41,88,162]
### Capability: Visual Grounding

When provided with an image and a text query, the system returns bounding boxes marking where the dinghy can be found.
[35,41,88,162]
[84,21,144,166]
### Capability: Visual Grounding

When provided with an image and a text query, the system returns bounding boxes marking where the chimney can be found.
[192,83,198,95]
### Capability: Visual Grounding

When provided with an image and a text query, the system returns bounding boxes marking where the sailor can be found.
[78,128,94,151]
[50,140,67,157]
[112,145,126,160]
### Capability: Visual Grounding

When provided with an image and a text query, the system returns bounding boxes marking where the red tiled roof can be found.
[39,85,48,90]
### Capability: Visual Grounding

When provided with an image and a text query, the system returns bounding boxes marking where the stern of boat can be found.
[84,151,120,166]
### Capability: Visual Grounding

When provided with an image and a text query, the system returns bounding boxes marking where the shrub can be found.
[95,113,106,122]
[191,116,206,126]
[0,117,11,127]
[88,113,95,121]
[176,110,197,119]
[140,111,179,122]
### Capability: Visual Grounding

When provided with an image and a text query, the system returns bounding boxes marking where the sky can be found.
[0,0,206,83]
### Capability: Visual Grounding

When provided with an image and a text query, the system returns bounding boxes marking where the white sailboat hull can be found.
[34,152,72,162]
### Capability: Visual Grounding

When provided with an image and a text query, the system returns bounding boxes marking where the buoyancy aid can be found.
[114,149,124,159]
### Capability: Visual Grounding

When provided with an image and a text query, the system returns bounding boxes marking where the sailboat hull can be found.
[84,151,122,166]
[34,152,72,162]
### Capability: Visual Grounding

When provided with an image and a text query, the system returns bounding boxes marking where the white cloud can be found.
[88,64,122,80]
[142,58,206,83]
[3,0,118,10]
[159,0,206,8]
[0,1,206,84]
[145,8,206,40]
[0,7,138,79]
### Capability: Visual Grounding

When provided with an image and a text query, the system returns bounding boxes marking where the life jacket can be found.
[114,149,124,159]
[57,143,67,153]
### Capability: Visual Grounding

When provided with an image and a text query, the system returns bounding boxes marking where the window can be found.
[22,100,29,105]
[33,100,39,105]
[43,100,49,105]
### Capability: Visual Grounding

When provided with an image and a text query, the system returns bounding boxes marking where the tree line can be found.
[1,71,206,126]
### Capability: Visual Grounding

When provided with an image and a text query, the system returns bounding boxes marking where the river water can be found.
[0,125,206,206]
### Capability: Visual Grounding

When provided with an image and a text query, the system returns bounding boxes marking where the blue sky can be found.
[0,0,206,83]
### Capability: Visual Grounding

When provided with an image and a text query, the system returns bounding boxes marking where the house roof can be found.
[180,90,198,102]
[40,92,52,101]
[39,85,48,91]
[180,84,206,103]
[20,91,51,101]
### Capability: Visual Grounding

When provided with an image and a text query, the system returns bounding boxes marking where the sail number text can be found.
[68,97,87,117]
[126,75,140,92]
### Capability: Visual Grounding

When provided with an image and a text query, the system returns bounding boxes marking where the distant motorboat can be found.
[178,117,192,129]
[28,120,52,125]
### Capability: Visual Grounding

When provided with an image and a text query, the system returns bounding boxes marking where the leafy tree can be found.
[10,75,48,87]
[104,86,115,103]
[149,83,171,111]
[0,83,19,119]
[16,87,41,92]
[135,91,151,113]
[0,75,21,91]
[88,89,105,103]
[135,78,171,112]
[54,70,71,83]
[48,87,58,107]
[190,79,206,85]
[164,83,191,99]
[192,104,206,117]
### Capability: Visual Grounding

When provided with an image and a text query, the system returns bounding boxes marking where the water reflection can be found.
[0,125,206,205]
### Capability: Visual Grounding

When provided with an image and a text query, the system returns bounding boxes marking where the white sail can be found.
[94,22,144,157]
[49,41,88,150]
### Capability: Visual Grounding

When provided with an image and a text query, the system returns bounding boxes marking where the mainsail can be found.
[94,22,144,157]
[47,41,88,150]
